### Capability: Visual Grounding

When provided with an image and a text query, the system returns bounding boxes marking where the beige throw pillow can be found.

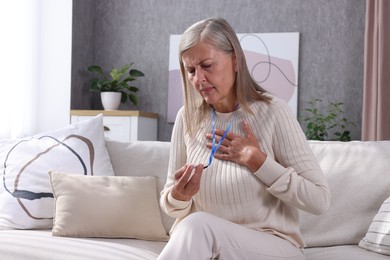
[49,171,168,241]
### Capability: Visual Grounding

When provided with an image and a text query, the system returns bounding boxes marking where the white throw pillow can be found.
[0,115,115,229]
[49,171,169,241]
[358,196,390,255]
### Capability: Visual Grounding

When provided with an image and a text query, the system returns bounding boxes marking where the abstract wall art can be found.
[167,32,300,122]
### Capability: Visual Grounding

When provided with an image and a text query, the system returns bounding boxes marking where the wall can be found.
[71,0,365,141]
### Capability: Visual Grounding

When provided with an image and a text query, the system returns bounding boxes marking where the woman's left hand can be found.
[206,120,267,172]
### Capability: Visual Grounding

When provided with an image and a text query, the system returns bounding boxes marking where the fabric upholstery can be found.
[105,140,175,233]
[0,229,166,260]
[305,245,390,260]
[49,171,168,241]
[300,141,390,247]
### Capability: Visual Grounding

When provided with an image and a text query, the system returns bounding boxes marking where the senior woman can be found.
[158,17,330,260]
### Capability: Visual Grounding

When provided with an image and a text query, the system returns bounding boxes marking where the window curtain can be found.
[0,1,39,139]
[362,0,390,140]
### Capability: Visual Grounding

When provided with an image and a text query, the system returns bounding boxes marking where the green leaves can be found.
[86,63,144,106]
[120,92,138,106]
[129,69,144,77]
[302,98,355,141]
[87,65,104,75]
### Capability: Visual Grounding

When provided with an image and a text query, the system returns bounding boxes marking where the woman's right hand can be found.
[170,164,203,201]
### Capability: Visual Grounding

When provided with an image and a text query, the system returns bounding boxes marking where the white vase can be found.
[100,92,121,110]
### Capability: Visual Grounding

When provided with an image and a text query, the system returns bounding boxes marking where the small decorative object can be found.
[302,98,355,141]
[87,64,145,110]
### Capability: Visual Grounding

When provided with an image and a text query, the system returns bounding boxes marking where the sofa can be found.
[0,117,389,259]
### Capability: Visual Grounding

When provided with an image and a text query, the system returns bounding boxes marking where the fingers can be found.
[174,164,189,180]
[171,164,204,201]
[174,164,194,188]
[174,164,203,188]
[203,120,263,171]
[171,164,203,201]
[190,164,203,184]
[215,128,235,141]
[206,129,234,146]
[241,120,254,138]
[206,121,253,140]
[212,152,230,161]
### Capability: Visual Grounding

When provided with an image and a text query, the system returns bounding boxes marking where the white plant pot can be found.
[100,92,121,110]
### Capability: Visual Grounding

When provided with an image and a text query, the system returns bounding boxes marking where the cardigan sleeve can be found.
[254,99,331,215]
[159,107,194,218]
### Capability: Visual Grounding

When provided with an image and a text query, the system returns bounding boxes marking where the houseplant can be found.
[87,63,145,110]
[302,98,355,141]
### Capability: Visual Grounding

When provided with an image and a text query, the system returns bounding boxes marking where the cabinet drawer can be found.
[70,111,158,142]
[101,116,131,142]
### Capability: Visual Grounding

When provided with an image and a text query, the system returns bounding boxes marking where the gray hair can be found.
[178,18,270,136]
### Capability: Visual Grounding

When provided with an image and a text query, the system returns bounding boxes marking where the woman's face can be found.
[182,41,238,113]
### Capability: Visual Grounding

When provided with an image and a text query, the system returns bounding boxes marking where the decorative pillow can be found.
[49,171,169,241]
[0,115,115,229]
[358,196,390,255]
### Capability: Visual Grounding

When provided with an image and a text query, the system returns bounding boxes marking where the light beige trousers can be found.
[158,212,305,260]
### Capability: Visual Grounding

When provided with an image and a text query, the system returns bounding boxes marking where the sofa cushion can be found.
[0,115,115,230]
[0,229,166,260]
[105,140,175,233]
[300,141,390,247]
[358,195,390,255]
[305,245,390,260]
[49,171,168,241]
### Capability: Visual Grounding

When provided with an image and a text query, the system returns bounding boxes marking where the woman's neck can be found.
[212,103,239,113]
[212,97,239,113]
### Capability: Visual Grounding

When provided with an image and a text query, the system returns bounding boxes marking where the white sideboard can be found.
[70,110,158,142]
